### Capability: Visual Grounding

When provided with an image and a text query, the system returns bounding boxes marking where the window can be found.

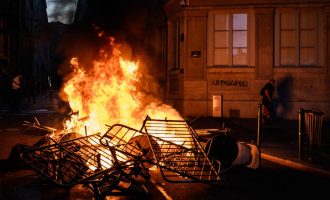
[214,13,248,66]
[276,9,320,66]
[300,12,317,65]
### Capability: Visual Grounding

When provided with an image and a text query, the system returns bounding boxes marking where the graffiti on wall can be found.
[211,79,249,90]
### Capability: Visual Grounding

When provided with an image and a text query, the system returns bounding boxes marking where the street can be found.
[0,159,329,200]
[0,113,329,200]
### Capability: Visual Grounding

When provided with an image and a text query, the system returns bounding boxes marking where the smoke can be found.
[53,0,167,96]
[46,0,78,24]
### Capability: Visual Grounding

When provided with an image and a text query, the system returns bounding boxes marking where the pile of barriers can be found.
[20,116,232,199]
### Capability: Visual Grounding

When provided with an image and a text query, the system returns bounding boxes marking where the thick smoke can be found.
[46,0,78,24]
[54,0,167,102]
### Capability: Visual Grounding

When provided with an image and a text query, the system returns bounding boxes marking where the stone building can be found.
[162,0,330,119]
[0,0,48,102]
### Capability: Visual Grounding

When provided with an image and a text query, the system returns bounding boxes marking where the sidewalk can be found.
[0,92,66,115]
[188,116,330,177]
[0,94,67,159]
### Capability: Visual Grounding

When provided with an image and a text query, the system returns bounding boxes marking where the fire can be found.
[60,36,182,136]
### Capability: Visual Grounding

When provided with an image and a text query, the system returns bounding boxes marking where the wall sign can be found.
[191,51,201,58]
[212,79,248,90]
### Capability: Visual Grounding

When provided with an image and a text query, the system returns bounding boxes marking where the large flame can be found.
[60,37,182,135]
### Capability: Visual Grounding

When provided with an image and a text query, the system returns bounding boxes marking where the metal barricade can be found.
[141,116,222,183]
[298,108,324,160]
[20,134,149,199]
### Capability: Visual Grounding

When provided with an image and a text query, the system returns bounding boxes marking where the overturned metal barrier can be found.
[141,116,222,183]
[19,116,255,199]
[20,134,149,199]
[99,124,156,173]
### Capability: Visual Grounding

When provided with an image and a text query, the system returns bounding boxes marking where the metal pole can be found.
[309,112,313,160]
[298,108,304,160]
[257,103,262,148]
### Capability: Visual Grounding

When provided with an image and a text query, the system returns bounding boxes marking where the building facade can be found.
[163,0,330,119]
[0,0,49,102]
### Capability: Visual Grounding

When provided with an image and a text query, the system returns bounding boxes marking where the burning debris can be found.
[17,114,260,199]
[59,36,182,136]
[12,35,224,199]
[8,35,259,199]
[18,116,223,199]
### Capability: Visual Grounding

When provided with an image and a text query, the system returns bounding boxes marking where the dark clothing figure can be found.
[11,74,23,112]
[260,79,275,123]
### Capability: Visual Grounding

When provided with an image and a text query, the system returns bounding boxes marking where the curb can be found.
[261,153,330,177]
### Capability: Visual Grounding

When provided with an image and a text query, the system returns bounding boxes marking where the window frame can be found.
[209,10,253,68]
[274,8,324,68]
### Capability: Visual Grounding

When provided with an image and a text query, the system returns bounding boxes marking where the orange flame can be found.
[60,37,182,135]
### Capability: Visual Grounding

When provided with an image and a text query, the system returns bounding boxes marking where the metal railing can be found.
[298,108,324,160]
